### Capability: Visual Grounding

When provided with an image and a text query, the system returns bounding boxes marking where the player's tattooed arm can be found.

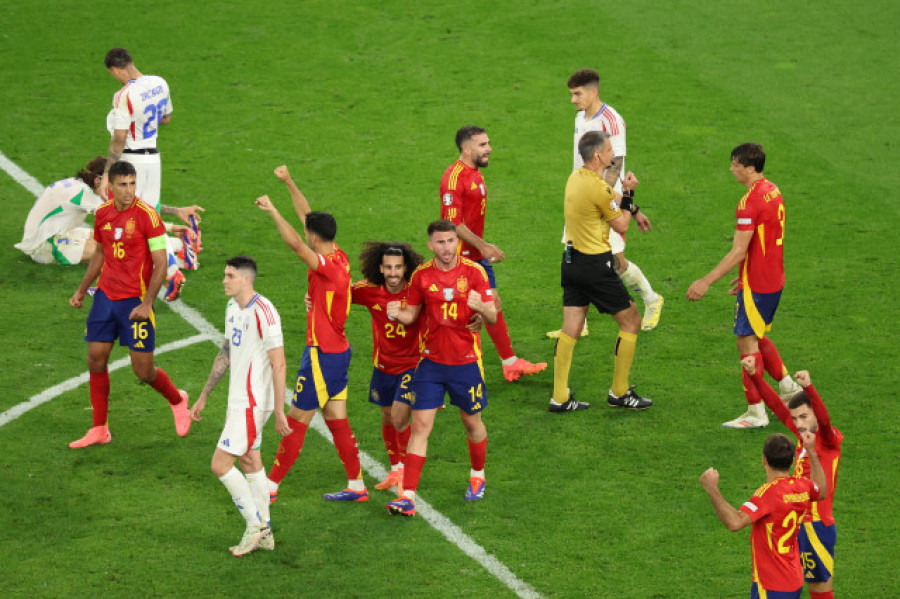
[160,204,205,225]
[190,339,230,421]
[105,130,128,173]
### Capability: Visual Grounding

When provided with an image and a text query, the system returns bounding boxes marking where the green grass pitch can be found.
[1,1,898,596]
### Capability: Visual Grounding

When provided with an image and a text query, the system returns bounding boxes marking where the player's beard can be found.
[475,154,489,168]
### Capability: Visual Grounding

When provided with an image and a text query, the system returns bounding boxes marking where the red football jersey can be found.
[736,177,785,293]
[307,247,351,352]
[406,257,493,365]
[740,476,818,592]
[440,160,488,261]
[351,280,422,374]
[93,198,166,301]
[755,376,842,526]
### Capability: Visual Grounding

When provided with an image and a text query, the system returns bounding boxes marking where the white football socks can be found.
[219,466,261,527]
[620,261,658,303]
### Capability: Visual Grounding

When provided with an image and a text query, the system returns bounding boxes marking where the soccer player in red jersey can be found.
[687,143,803,428]
[743,360,842,598]
[700,433,827,598]
[68,160,191,447]
[255,165,366,504]
[351,241,424,493]
[384,220,497,516]
[440,126,546,382]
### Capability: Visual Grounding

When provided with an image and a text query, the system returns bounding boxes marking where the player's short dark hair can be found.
[763,433,795,470]
[455,126,487,152]
[108,160,137,182]
[358,241,424,285]
[567,68,600,89]
[105,48,133,69]
[226,255,258,279]
[578,130,611,163]
[427,219,457,237]
[787,390,811,410]
[77,156,106,188]
[305,211,337,241]
[731,143,766,173]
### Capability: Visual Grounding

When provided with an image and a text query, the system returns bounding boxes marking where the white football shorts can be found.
[216,407,272,456]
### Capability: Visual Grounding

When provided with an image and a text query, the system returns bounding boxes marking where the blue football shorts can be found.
[477,258,497,288]
[798,521,836,583]
[750,582,801,599]
[368,366,416,407]
[291,346,351,410]
[409,358,486,414]
[734,289,782,337]
[84,288,156,352]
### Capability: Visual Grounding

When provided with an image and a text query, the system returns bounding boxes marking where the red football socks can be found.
[757,336,790,381]
[382,422,399,466]
[326,418,362,480]
[741,352,764,405]
[149,368,182,406]
[485,310,515,361]
[89,370,110,427]
[269,416,308,484]
[467,436,487,471]
[397,425,411,463]
[402,453,426,492]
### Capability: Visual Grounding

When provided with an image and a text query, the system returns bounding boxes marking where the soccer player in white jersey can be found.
[103,47,202,301]
[547,68,664,337]
[15,156,105,265]
[189,255,291,557]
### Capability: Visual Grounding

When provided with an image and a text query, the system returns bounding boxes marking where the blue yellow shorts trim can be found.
[84,288,156,352]
[477,258,497,288]
[734,289,781,338]
[291,346,351,410]
[409,358,486,414]
[750,582,801,599]
[368,366,416,407]
[798,521,836,584]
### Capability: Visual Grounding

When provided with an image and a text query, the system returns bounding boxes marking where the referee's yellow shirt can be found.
[564,168,622,254]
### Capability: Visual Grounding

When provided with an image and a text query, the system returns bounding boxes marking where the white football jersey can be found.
[573,103,627,184]
[225,294,284,411]
[106,75,173,150]
[15,178,103,254]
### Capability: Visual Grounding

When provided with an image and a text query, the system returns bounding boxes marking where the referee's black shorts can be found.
[561,249,633,314]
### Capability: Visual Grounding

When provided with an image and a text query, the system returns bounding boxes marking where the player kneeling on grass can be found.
[189,256,291,556]
[384,220,497,517]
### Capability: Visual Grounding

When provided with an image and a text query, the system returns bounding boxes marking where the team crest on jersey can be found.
[442,288,454,301]
[125,219,136,236]
[442,193,453,206]
[456,277,468,295]
[114,227,124,240]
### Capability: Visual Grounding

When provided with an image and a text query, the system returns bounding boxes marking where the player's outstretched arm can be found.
[70,243,106,308]
[795,371,836,444]
[191,339,231,421]
[801,431,828,500]
[687,229,753,301]
[255,195,319,270]
[742,357,794,430]
[699,468,752,531]
[268,345,291,436]
[274,165,312,223]
[160,204,205,226]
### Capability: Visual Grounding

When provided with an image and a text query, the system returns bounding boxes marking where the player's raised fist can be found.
[699,467,719,488]
[794,371,811,388]
[274,165,291,181]
[255,195,275,212]
[623,171,640,190]
[386,300,401,321]
[741,356,757,375]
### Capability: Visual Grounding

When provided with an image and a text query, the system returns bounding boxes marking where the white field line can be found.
[2,154,543,599]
